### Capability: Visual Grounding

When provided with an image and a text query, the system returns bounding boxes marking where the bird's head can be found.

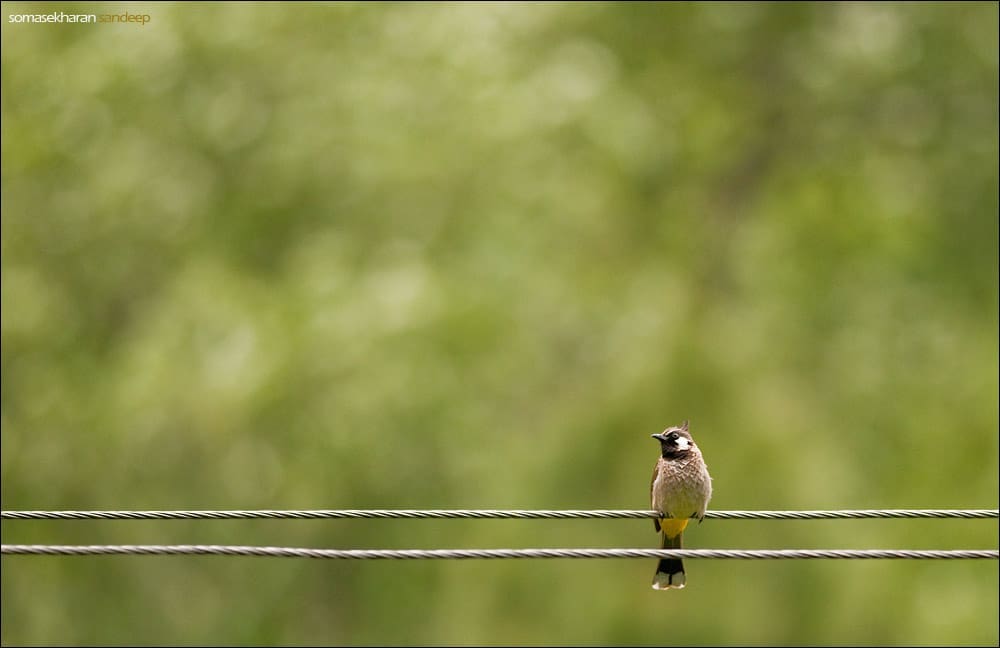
[651,420,694,458]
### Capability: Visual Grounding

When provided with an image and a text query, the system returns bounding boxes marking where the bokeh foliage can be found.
[2,2,997,645]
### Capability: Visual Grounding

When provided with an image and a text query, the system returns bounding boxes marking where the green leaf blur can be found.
[2,2,997,645]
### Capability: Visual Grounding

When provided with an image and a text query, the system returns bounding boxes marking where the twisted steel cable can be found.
[2,509,997,520]
[2,545,997,559]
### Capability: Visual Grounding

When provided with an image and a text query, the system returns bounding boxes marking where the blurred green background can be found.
[2,1,998,645]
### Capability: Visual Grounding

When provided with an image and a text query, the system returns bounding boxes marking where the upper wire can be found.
[2,509,997,520]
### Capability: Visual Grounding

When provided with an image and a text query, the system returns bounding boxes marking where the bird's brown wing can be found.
[650,462,661,533]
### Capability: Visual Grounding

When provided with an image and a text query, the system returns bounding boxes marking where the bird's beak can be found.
[651,433,666,441]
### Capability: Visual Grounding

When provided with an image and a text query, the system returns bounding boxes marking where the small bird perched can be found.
[649,420,712,589]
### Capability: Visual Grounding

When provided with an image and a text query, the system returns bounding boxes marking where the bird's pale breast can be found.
[651,455,711,520]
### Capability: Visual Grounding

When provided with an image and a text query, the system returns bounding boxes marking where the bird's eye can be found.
[667,432,678,441]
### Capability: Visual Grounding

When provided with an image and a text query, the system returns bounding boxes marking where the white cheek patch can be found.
[674,437,690,451]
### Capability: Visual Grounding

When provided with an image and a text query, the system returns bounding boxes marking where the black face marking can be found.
[658,427,693,459]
